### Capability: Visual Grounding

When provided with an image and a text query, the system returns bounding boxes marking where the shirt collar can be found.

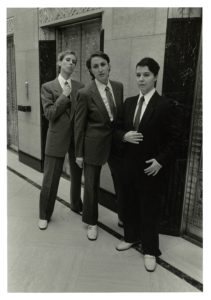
[95,78,112,92]
[58,74,72,87]
[139,88,155,105]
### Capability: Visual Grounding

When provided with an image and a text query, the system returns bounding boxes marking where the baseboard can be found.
[18,150,43,172]
[98,188,117,213]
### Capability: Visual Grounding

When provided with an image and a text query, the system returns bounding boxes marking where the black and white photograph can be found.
[2,0,207,296]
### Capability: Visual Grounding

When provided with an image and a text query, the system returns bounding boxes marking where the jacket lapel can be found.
[52,78,63,97]
[110,81,121,107]
[90,81,111,124]
[52,78,71,117]
[129,95,139,128]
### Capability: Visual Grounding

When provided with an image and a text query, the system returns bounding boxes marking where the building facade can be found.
[7,7,202,243]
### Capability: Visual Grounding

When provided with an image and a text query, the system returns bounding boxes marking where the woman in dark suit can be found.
[115,57,180,272]
[74,51,124,241]
[39,50,84,230]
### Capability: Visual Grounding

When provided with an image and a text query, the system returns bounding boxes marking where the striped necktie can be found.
[64,81,71,115]
[105,86,116,120]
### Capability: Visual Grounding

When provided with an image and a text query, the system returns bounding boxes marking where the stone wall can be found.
[103,7,168,98]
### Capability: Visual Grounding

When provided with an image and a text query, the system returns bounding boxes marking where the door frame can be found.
[7,34,19,151]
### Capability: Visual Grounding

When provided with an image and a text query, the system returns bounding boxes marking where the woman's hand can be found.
[123,131,143,144]
[144,159,162,176]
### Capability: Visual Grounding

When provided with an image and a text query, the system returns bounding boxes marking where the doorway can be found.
[57,18,102,176]
[57,18,101,86]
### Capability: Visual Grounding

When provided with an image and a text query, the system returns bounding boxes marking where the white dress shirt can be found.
[133,88,156,124]
[95,79,116,121]
[58,74,72,90]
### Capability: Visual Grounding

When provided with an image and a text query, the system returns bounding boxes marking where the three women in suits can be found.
[115,57,180,272]
[74,51,124,241]
[39,50,84,230]
[39,51,179,273]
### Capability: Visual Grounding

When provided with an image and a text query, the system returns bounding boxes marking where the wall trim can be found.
[18,150,43,172]
[39,7,103,27]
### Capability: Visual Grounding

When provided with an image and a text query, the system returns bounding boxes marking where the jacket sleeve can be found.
[74,90,88,158]
[41,83,71,122]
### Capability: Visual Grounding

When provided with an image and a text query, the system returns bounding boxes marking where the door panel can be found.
[60,25,82,82]
[81,20,101,85]
[59,19,101,84]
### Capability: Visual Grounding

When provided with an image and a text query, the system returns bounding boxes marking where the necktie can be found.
[64,80,70,88]
[105,86,116,120]
[64,81,71,115]
[64,80,71,98]
[133,96,145,130]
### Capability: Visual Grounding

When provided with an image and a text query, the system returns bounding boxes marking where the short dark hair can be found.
[136,57,160,76]
[86,51,110,80]
[57,50,77,64]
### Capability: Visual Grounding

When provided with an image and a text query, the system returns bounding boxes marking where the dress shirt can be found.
[133,88,155,124]
[58,74,72,90]
[95,79,116,121]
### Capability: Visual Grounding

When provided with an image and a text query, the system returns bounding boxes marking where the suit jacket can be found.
[74,80,124,166]
[41,78,84,157]
[116,91,181,189]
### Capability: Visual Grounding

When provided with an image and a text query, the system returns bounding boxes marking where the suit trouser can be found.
[68,146,83,211]
[123,181,162,257]
[108,155,124,222]
[39,155,64,220]
[82,163,102,225]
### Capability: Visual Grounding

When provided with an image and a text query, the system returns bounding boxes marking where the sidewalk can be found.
[7,150,202,292]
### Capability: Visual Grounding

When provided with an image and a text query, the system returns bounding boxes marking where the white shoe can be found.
[87,225,98,240]
[144,255,156,272]
[116,241,134,251]
[38,219,48,230]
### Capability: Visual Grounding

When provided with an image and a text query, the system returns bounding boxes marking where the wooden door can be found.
[7,36,18,151]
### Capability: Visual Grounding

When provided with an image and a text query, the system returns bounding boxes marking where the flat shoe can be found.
[87,225,98,240]
[38,219,48,230]
[144,254,156,272]
[116,241,134,251]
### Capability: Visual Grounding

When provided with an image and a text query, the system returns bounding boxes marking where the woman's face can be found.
[136,65,157,95]
[59,54,77,76]
[90,56,110,84]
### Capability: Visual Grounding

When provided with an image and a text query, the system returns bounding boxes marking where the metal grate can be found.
[183,38,202,239]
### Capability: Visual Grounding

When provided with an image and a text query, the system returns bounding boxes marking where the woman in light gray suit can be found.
[39,50,84,230]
